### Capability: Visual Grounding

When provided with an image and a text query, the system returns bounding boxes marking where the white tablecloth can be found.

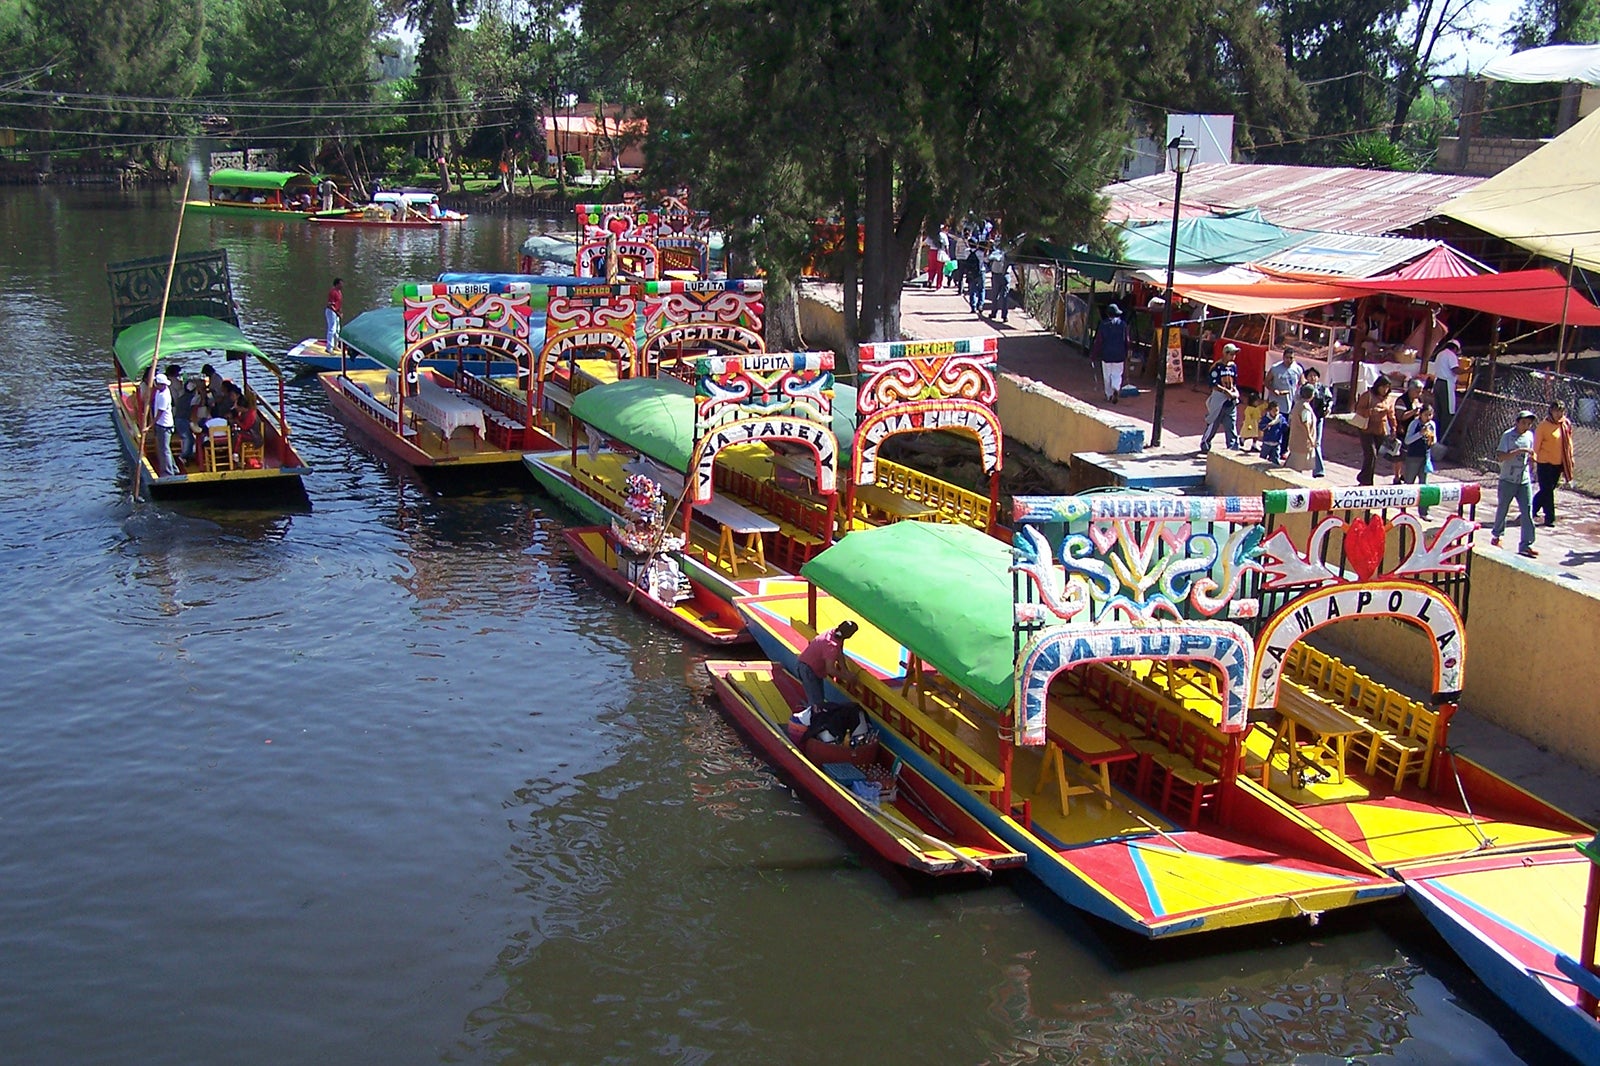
[388,373,486,437]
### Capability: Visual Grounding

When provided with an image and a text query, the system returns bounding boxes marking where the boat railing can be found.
[339,377,413,437]
[846,672,1006,798]
[872,457,991,530]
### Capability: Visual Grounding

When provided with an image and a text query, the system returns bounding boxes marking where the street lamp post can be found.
[1149,131,1198,448]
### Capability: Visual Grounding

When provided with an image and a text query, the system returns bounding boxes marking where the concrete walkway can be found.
[891,282,1600,587]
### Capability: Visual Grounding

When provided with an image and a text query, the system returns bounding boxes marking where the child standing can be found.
[1258,400,1289,465]
[1238,390,1268,453]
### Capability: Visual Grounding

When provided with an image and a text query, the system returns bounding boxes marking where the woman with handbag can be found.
[1354,378,1396,485]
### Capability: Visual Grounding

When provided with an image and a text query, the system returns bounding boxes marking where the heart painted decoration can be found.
[1344,515,1389,581]
[607,215,631,235]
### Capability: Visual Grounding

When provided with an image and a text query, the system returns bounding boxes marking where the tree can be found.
[1140,0,1313,156]
[1388,0,1482,142]
[20,0,207,166]
[587,0,1237,343]
[404,0,467,191]
[1264,0,1408,161]
[221,0,378,169]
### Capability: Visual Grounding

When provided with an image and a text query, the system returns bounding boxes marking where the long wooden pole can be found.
[1556,248,1576,387]
[131,171,193,503]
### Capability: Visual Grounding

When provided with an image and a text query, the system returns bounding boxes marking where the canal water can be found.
[0,186,1560,1065]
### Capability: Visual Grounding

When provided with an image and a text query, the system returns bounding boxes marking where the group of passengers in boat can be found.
[158,362,263,474]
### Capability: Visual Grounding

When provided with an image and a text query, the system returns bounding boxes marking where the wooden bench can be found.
[341,379,416,437]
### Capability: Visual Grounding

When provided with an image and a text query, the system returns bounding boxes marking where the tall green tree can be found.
[405,0,467,190]
[1265,0,1408,160]
[221,0,378,168]
[588,0,1246,343]
[20,0,206,166]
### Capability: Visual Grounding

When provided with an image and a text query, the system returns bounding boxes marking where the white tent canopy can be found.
[1479,43,1600,84]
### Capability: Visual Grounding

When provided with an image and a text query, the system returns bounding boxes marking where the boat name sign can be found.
[856,403,1001,483]
[692,417,837,503]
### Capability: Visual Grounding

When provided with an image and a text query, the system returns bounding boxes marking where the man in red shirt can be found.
[793,620,859,724]
[325,277,343,349]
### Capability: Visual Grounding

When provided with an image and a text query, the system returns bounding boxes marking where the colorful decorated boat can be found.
[735,521,1403,936]
[184,169,349,220]
[562,522,753,645]
[320,280,557,492]
[106,249,310,501]
[287,306,541,377]
[1404,838,1600,1065]
[310,212,441,229]
[525,352,846,606]
[369,189,466,221]
[704,659,1028,877]
[735,484,1593,942]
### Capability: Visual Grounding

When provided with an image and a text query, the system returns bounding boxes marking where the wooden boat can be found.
[107,249,310,502]
[561,526,753,645]
[705,659,1027,877]
[1403,843,1600,1066]
[370,190,466,222]
[734,521,1409,938]
[320,281,559,493]
[184,169,351,220]
[288,306,535,377]
[310,212,441,229]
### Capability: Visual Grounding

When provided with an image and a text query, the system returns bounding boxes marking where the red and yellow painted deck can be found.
[735,588,1403,937]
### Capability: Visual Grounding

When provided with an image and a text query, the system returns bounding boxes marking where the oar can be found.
[131,169,192,504]
[869,797,991,878]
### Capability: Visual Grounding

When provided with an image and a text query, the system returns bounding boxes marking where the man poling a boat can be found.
[791,620,860,728]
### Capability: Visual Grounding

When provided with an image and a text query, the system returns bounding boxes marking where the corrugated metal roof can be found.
[1103,163,1484,235]
[1254,233,1443,277]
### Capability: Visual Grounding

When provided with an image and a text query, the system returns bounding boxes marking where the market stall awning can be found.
[1443,107,1600,274]
[1479,43,1600,84]
[1172,268,1600,325]
[1371,244,1489,280]
[1031,240,1122,282]
[1113,208,1304,269]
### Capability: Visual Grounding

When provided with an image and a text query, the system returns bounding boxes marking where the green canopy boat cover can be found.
[571,376,858,472]
[801,522,1016,709]
[206,169,315,190]
[339,306,405,368]
[112,316,270,379]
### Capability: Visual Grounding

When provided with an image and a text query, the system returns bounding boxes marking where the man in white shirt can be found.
[150,372,176,477]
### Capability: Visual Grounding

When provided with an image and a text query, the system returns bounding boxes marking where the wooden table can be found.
[1035,705,1138,814]
[625,458,778,576]
[1266,682,1366,788]
[854,483,938,522]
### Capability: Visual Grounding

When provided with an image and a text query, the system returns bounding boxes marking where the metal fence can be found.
[1451,363,1600,497]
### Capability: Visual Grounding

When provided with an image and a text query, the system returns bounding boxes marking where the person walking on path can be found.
[1091,303,1129,404]
[923,228,947,290]
[986,243,1010,321]
[964,242,986,314]
[951,230,970,296]
[1304,367,1333,478]
[1532,400,1576,527]
[1491,410,1539,557]
[325,277,343,350]
[1354,378,1397,485]
[1392,378,1428,482]
[1400,401,1437,516]
[1199,342,1241,451]
[1264,350,1305,417]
